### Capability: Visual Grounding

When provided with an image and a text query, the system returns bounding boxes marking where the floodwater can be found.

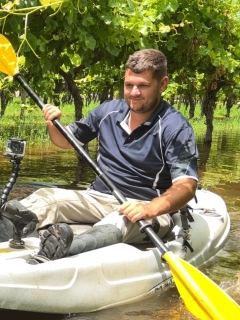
[0,130,240,320]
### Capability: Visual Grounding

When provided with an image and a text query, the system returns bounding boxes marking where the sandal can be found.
[29,223,73,264]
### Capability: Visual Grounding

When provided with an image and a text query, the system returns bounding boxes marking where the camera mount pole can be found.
[0,153,25,248]
[0,155,22,208]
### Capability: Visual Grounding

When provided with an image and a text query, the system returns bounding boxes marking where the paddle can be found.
[0,34,240,319]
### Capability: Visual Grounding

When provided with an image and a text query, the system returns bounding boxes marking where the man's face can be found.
[124,69,164,114]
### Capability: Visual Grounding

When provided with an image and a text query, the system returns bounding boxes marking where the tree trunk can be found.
[117,82,124,99]
[177,95,182,110]
[59,69,83,120]
[184,94,189,110]
[99,84,113,104]
[53,79,63,106]
[19,89,27,119]
[0,91,2,117]
[170,94,175,106]
[0,90,10,117]
[59,69,88,161]
[188,93,195,119]
[225,94,234,118]
[201,80,225,143]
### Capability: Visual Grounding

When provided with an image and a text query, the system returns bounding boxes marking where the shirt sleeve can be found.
[164,124,199,182]
[66,104,102,144]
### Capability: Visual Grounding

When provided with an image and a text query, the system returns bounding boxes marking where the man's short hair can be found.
[125,49,167,80]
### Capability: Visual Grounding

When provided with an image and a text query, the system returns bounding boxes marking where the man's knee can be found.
[0,199,39,238]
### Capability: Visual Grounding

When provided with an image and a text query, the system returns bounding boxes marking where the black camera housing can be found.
[5,138,26,157]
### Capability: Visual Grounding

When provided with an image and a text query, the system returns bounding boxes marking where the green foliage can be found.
[0,0,239,136]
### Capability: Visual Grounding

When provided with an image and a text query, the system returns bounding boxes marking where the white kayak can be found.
[0,189,230,314]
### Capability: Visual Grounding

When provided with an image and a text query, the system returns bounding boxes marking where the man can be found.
[1,49,198,263]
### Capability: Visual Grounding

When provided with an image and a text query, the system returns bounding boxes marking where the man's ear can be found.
[160,76,169,93]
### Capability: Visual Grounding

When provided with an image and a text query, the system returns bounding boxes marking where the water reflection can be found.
[0,130,240,320]
[197,131,240,212]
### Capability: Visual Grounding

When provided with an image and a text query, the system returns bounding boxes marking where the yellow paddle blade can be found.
[164,251,240,320]
[0,34,19,76]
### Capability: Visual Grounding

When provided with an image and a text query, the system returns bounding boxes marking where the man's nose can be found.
[131,85,140,95]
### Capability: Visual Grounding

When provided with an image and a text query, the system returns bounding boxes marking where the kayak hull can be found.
[0,189,230,313]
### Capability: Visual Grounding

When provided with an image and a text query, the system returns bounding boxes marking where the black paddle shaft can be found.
[14,73,169,255]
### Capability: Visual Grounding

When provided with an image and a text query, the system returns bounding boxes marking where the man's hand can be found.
[118,200,156,223]
[42,104,73,149]
[42,104,62,128]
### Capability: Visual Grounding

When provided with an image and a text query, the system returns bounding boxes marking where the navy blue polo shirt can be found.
[67,99,198,201]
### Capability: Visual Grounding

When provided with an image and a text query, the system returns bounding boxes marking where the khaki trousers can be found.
[20,188,173,244]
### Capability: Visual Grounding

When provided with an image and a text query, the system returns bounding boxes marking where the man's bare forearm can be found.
[47,124,73,149]
[119,178,197,223]
[150,178,197,216]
